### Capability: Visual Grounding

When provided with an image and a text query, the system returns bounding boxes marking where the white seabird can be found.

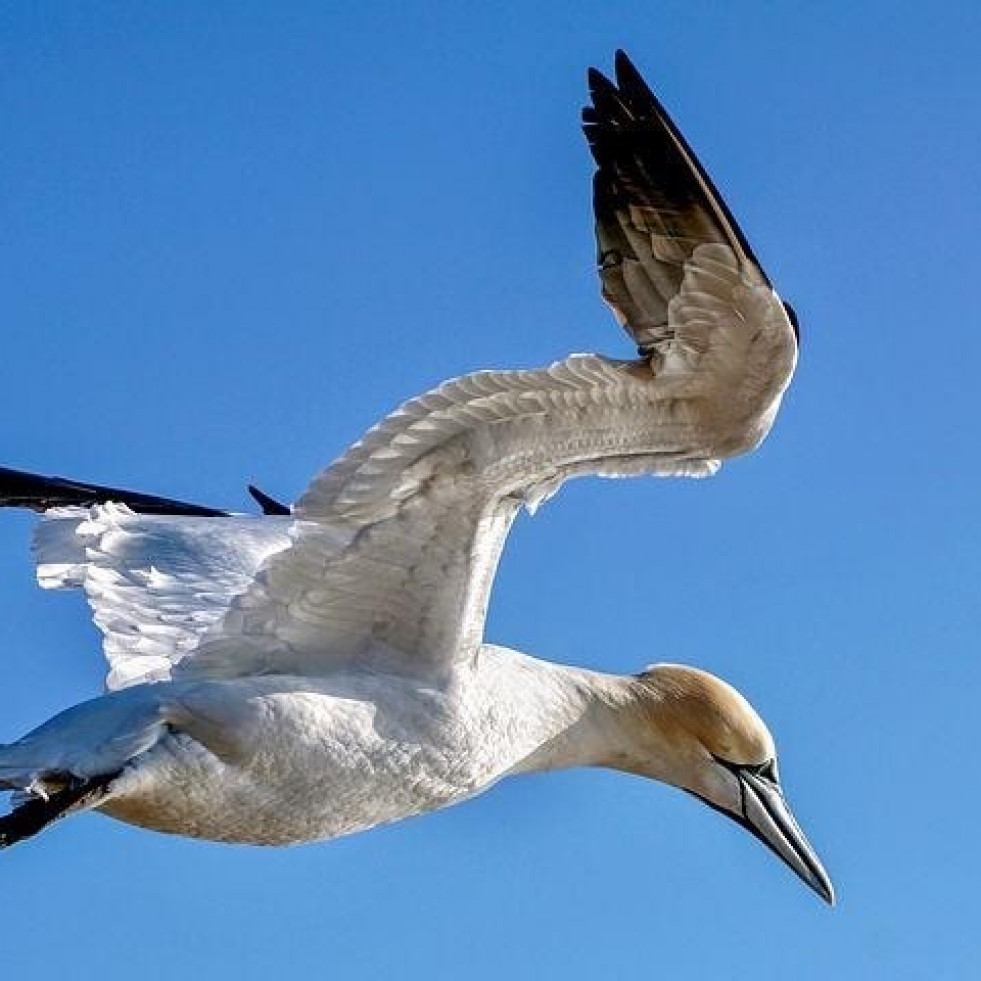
[0,52,832,904]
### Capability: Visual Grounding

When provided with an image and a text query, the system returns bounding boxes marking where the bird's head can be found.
[625,663,834,905]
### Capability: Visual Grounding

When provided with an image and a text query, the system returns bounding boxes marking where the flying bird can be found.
[0,52,831,904]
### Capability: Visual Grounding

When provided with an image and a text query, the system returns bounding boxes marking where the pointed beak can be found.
[735,770,835,905]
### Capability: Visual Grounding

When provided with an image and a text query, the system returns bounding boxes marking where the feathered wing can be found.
[28,52,797,689]
[584,50,797,358]
[177,354,728,685]
[34,506,292,690]
[174,52,796,684]
[180,252,795,685]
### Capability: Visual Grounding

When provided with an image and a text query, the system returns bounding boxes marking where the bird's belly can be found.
[98,685,489,845]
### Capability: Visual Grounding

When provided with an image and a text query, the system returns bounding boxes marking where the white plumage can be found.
[0,52,832,903]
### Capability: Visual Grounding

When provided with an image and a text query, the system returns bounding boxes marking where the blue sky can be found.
[1,2,979,977]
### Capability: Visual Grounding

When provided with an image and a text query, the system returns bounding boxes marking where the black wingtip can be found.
[591,50,635,83]
[583,49,769,282]
[0,465,230,517]
[614,49,634,77]
[586,66,615,99]
[614,49,654,103]
[247,484,291,516]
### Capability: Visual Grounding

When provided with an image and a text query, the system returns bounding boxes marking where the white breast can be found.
[99,651,584,845]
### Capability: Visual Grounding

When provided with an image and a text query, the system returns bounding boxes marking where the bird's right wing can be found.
[33,505,293,690]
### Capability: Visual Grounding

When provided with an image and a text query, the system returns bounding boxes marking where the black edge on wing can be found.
[584,49,766,278]
[582,51,794,353]
[248,484,291,516]
[0,465,231,517]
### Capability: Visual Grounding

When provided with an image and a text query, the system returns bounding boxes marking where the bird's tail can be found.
[0,689,171,850]
[0,772,118,850]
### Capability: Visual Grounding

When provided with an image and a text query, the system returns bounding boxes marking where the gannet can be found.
[0,52,832,904]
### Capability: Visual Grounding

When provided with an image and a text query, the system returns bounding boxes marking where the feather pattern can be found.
[33,507,292,690]
[584,50,782,356]
[182,353,720,682]
[23,51,795,691]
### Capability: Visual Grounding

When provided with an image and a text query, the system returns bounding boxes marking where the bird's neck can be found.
[483,648,670,781]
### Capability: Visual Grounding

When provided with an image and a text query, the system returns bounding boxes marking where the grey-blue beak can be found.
[734,767,835,905]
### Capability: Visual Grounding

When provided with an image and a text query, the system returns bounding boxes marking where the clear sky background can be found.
[1,3,978,978]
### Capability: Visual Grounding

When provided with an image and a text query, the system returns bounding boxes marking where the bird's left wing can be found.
[171,53,798,687]
[177,352,755,686]
[25,52,797,690]
[27,356,723,690]
[584,51,799,365]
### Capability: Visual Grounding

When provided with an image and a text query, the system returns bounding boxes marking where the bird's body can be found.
[9,649,632,845]
[0,52,833,902]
